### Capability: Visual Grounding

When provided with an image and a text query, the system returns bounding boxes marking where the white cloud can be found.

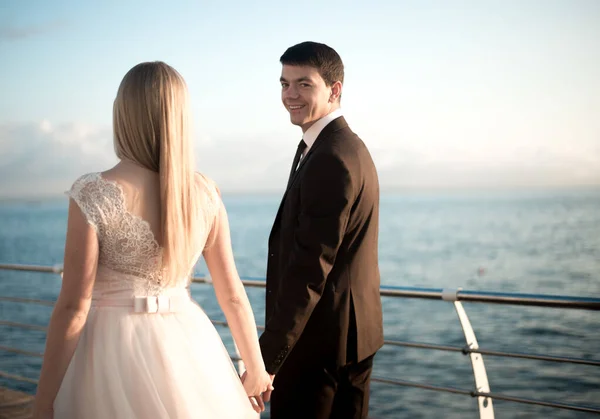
[0,121,117,198]
[0,119,599,199]
[0,21,67,41]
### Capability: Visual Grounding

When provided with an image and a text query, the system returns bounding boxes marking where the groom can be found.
[259,41,384,419]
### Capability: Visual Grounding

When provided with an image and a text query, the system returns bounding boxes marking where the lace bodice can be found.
[66,172,219,295]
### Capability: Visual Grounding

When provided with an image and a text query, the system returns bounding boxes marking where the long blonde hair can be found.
[112,61,200,284]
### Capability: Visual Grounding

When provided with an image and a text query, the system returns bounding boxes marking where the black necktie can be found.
[287,140,307,189]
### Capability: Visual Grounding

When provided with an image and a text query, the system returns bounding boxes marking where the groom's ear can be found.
[329,81,342,103]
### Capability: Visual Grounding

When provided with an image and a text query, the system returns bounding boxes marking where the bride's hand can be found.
[32,405,54,419]
[240,369,274,413]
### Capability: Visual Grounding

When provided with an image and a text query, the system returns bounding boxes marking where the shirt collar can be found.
[302,108,343,150]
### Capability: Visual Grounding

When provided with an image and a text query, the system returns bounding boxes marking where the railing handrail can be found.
[1,262,599,310]
[375,286,600,310]
[3,315,600,368]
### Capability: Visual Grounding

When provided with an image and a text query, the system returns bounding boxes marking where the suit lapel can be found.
[269,116,349,246]
[286,116,348,193]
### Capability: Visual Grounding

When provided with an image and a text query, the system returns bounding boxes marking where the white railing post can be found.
[443,288,494,419]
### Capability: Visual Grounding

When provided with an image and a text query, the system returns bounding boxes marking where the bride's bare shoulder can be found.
[194,172,221,197]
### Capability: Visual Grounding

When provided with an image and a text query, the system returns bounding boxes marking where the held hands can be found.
[240,369,275,413]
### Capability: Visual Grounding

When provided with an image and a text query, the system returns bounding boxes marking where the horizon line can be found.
[2,182,600,203]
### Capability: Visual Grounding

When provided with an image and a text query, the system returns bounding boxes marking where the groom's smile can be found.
[280,64,336,133]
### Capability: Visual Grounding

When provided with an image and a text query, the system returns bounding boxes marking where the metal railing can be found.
[1,263,599,417]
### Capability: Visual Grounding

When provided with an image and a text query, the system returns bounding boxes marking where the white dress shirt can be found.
[301,108,343,160]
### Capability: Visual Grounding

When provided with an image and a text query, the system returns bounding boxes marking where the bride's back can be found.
[67,164,219,293]
[102,163,163,245]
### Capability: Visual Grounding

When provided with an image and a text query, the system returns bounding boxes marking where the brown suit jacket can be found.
[259,116,384,375]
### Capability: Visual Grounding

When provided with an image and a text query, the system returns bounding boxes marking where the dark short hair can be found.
[280,41,344,86]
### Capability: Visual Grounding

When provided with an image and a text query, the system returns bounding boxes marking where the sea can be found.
[1,188,599,418]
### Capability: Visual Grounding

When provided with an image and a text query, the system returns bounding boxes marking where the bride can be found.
[32,61,273,418]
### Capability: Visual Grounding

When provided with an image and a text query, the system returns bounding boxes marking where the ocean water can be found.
[1,188,599,418]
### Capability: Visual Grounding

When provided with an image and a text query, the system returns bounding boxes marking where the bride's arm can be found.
[202,200,266,379]
[33,200,98,416]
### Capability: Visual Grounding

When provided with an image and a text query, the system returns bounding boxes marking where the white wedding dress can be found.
[53,172,258,418]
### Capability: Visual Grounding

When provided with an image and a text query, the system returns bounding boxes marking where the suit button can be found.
[274,359,281,365]
[269,253,274,257]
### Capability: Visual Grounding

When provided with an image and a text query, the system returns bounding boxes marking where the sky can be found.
[1,0,599,197]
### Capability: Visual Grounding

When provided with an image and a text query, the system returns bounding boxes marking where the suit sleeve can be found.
[259,152,353,374]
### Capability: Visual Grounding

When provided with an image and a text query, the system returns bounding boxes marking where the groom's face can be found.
[280,65,335,133]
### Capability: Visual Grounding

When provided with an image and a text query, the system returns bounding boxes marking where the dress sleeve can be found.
[195,173,223,250]
[65,173,101,233]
